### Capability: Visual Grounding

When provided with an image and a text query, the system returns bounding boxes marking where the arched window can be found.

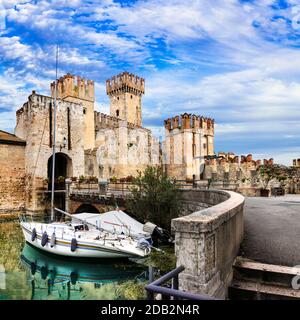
[116,110,119,117]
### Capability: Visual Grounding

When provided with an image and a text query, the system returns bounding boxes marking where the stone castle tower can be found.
[164,113,214,180]
[51,73,95,150]
[15,92,85,211]
[106,72,144,126]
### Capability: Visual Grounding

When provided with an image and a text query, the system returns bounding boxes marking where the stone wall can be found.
[172,189,244,299]
[204,153,277,196]
[65,181,126,214]
[0,143,26,212]
[15,93,85,212]
[93,112,159,180]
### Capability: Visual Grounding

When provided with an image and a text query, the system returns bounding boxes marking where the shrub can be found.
[126,166,181,230]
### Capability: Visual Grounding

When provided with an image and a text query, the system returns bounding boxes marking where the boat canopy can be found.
[71,210,151,239]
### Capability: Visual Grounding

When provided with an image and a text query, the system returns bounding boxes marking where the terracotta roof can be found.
[0,130,26,146]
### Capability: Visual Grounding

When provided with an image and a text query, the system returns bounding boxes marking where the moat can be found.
[0,215,175,300]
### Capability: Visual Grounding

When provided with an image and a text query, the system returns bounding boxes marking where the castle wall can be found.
[203,153,278,196]
[15,93,85,212]
[0,143,26,212]
[92,112,159,179]
[64,97,95,150]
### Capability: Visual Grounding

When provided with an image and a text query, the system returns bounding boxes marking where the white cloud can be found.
[1,0,300,165]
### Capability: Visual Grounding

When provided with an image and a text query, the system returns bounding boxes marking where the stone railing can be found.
[172,189,245,299]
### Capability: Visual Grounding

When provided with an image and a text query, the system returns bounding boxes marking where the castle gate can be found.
[47,152,73,190]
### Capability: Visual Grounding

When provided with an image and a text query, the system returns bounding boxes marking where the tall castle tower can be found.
[106,72,144,126]
[164,113,214,180]
[50,73,95,150]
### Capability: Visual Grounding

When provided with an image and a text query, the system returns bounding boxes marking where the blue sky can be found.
[1,0,300,165]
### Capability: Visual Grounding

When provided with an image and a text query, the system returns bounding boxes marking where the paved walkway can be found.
[243,195,300,267]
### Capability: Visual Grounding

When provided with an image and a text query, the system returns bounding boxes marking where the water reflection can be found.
[21,243,146,299]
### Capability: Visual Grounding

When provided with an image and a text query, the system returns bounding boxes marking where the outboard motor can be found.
[41,232,48,247]
[152,227,173,245]
[143,222,173,246]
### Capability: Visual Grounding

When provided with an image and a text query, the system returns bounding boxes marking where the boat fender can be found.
[41,231,48,247]
[31,228,37,241]
[50,232,56,248]
[71,238,77,252]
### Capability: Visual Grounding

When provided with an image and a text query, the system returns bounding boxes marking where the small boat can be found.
[20,214,151,259]
[21,216,151,258]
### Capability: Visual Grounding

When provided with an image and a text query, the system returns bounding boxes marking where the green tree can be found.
[126,166,181,230]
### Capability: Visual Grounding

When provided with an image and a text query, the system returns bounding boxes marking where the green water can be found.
[0,217,174,300]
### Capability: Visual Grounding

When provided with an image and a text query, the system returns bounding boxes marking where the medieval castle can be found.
[0,72,291,213]
[0,72,215,212]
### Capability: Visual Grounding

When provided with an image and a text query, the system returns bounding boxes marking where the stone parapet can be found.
[94,112,151,133]
[106,71,145,96]
[172,189,244,298]
[164,113,214,133]
[51,73,94,102]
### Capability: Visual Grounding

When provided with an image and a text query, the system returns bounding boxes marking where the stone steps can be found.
[229,257,300,300]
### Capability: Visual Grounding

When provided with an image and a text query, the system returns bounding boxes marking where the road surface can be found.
[243,195,300,267]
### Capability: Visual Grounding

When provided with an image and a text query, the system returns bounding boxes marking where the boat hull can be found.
[21,223,147,259]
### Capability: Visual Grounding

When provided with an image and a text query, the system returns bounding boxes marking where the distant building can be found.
[163,114,214,180]
[293,159,300,167]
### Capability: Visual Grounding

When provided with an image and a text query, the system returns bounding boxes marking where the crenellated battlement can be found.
[205,152,273,167]
[106,71,145,96]
[94,112,150,133]
[51,73,95,102]
[164,113,215,131]
[16,91,84,126]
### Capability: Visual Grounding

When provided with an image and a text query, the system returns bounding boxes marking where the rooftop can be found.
[0,130,26,146]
